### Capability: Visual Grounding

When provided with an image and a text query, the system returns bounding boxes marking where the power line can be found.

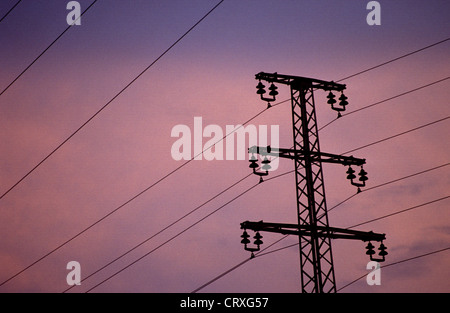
[83,181,261,293]
[362,163,450,193]
[0,0,98,201]
[342,115,449,155]
[326,162,450,215]
[0,104,270,287]
[0,0,22,24]
[336,37,450,82]
[188,157,450,292]
[319,77,450,131]
[257,244,450,292]
[251,241,296,260]
[190,164,450,291]
[0,29,442,247]
[258,243,450,292]
[58,125,450,290]
[82,170,293,293]
[191,239,291,293]
[343,77,450,117]
[348,195,450,229]
[191,196,449,292]
[0,4,446,295]
[3,26,447,290]
[281,196,450,253]
[63,172,252,293]
[1,83,286,287]
[0,0,225,201]
[2,28,443,201]
[0,1,231,287]
[187,83,450,293]
[337,247,450,292]
[0,0,98,97]
[76,161,450,292]
[192,257,253,294]
[3,102,444,288]
[85,146,449,292]
[191,235,290,293]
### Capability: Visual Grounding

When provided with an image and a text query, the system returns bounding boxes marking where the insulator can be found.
[240,231,250,245]
[253,232,263,246]
[346,166,356,180]
[256,81,265,89]
[358,168,368,182]
[268,83,278,97]
[378,243,388,257]
[261,157,271,170]
[327,92,336,105]
[241,238,250,245]
[261,157,271,164]
[261,157,272,171]
[339,93,348,107]
[256,81,266,95]
[249,155,259,169]
[365,242,375,256]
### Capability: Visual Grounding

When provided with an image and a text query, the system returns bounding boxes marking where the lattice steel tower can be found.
[240,72,387,293]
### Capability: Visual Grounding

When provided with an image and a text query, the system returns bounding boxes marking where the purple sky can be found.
[0,0,449,293]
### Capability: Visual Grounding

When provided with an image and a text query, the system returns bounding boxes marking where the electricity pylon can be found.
[240,72,387,293]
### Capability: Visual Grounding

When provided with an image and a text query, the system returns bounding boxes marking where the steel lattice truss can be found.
[290,84,335,293]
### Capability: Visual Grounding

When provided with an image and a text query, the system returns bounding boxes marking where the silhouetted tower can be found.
[240,72,387,293]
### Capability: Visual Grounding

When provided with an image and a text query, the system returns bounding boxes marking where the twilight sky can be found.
[0,0,449,293]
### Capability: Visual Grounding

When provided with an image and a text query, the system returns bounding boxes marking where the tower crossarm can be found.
[255,72,346,92]
[249,146,366,166]
[241,221,386,242]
